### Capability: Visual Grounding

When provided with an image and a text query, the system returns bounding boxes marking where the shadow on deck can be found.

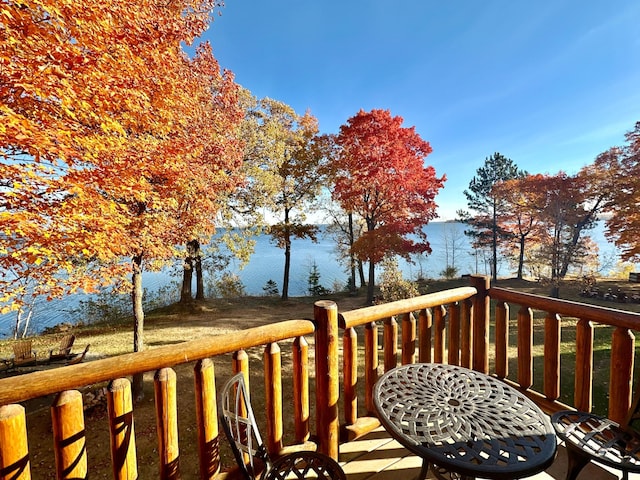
[340,427,636,480]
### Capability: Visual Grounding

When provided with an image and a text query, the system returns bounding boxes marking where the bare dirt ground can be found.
[3,276,640,478]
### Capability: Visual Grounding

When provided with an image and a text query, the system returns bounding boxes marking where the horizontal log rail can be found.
[338,286,478,329]
[0,319,316,405]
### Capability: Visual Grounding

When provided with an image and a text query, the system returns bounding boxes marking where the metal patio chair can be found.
[219,373,345,480]
[552,392,640,480]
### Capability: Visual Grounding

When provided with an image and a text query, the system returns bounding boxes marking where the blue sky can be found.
[200,1,640,220]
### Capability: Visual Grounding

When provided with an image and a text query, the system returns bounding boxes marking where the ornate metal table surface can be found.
[373,363,557,480]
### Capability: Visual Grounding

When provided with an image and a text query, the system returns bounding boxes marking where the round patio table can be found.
[373,363,557,480]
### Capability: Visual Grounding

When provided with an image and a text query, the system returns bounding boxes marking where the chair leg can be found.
[564,445,591,480]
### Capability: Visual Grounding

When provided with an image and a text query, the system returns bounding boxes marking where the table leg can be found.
[564,444,592,480]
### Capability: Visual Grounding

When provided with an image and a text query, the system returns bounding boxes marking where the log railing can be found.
[338,278,484,441]
[2,275,640,479]
[487,285,640,423]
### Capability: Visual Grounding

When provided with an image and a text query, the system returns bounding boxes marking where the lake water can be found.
[0,221,625,337]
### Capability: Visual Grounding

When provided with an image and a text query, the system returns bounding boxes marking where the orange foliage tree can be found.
[516,169,614,282]
[605,122,640,260]
[333,109,445,304]
[1,0,243,364]
[491,176,545,279]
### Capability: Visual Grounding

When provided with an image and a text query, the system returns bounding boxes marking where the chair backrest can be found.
[57,334,75,356]
[13,340,33,362]
[219,373,270,480]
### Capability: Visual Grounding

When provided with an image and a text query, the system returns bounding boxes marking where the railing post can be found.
[495,301,509,379]
[264,342,283,456]
[314,300,339,460]
[154,368,179,480]
[575,318,594,412]
[383,317,398,371]
[433,305,446,363]
[107,378,138,480]
[609,327,634,424]
[52,390,87,480]
[293,336,310,443]
[448,302,461,366]
[471,275,490,373]
[401,312,417,365]
[194,359,219,480]
[544,313,561,401]
[364,321,379,413]
[418,308,432,363]
[343,327,358,428]
[460,299,473,369]
[518,306,534,389]
[0,404,30,480]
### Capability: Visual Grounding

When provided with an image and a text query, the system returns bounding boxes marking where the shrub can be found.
[378,257,419,303]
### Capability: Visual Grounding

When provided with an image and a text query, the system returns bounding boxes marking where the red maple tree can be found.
[333,109,445,304]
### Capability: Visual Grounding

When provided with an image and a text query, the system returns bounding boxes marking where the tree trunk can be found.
[282,237,291,300]
[282,211,291,301]
[492,201,498,282]
[366,261,376,305]
[358,260,366,288]
[517,234,525,280]
[180,243,195,304]
[132,253,145,402]
[348,213,357,294]
[195,241,204,300]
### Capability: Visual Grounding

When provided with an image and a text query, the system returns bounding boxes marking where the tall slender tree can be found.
[461,153,526,281]
[240,97,328,300]
[333,109,445,305]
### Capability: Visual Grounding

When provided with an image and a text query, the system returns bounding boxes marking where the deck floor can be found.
[339,427,639,480]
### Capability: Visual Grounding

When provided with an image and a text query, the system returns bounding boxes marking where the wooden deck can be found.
[340,427,638,480]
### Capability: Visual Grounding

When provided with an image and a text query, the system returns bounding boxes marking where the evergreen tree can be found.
[460,153,526,281]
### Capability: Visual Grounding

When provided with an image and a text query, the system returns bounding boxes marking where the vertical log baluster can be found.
[609,327,635,424]
[495,301,509,379]
[194,359,219,480]
[232,349,249,384]
[293,336,310,443]
[314,300,339,460]
[107,378,137,480]
[52,390,87,480]
[0,404,30,480]
[433,305,446,363]
[343,327,358,427]
[232,349,250,463]
[154,368,179,480]
[401,312,416,365]
[517,306,533,389]
[264,342,283,456]
[418,308,432,363]
[575,318,594,412]
[364,321,379,414]
[383,317,397,371]
[471,275,490,373]
[448,302,461,366]
[544,313,561,401]
[460,299,473,369]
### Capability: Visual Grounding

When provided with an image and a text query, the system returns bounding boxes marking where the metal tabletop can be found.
[373,363,557,480]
